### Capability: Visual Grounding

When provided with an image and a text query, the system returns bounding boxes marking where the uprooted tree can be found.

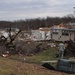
[0,28,21,55]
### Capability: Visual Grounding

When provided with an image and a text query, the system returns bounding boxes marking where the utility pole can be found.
[73,7,75,17]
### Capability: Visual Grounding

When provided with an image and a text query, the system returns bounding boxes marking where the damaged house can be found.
[51,23,75,41]
[31,28,51,41]
[16,31,31,41]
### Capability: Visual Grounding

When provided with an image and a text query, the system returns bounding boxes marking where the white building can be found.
[31,30,42,41]
[31,27,51,41]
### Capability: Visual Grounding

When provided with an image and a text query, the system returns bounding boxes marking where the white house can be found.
[31,27,51,41]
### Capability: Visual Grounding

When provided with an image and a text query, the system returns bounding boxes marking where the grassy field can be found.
[9,47,59,65]
[7,47,58,72]
[0,46,74,75]
[26,47,59,62]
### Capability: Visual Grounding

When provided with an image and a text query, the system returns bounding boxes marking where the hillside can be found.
[0,57,67,75]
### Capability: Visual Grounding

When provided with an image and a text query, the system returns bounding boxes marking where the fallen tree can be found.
[15,41,50,56]
[65,40,75,56]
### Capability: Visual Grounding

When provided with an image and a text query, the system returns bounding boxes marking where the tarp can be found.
[42,63,55,70]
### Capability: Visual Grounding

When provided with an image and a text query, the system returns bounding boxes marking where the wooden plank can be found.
[41,60,58,63]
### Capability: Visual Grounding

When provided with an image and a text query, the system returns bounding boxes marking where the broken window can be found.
[62,30,69,36]
[52,29,59,34]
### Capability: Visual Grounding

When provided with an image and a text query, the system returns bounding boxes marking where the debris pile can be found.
[15,41,50,56]
[65,40,75,56]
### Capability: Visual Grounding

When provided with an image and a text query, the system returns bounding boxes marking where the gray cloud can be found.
[0,0,75,21]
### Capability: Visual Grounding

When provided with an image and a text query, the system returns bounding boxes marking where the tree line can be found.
[0,15,75,30]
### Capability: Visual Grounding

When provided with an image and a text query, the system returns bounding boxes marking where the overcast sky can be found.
[0,0,75,21]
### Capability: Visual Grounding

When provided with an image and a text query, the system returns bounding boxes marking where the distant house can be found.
[31,30,42,41]
[31,27,51,41]
[51,23,75,41]
[16,31,31,41]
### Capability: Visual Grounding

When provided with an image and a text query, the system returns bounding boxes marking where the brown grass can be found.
[0,57,68,75]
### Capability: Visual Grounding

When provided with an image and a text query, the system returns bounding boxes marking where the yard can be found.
[0,54,67,75]
[7,47,74,75]
[0,42,75,75]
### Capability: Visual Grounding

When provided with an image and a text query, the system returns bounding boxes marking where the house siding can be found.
[51,28,75,42]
